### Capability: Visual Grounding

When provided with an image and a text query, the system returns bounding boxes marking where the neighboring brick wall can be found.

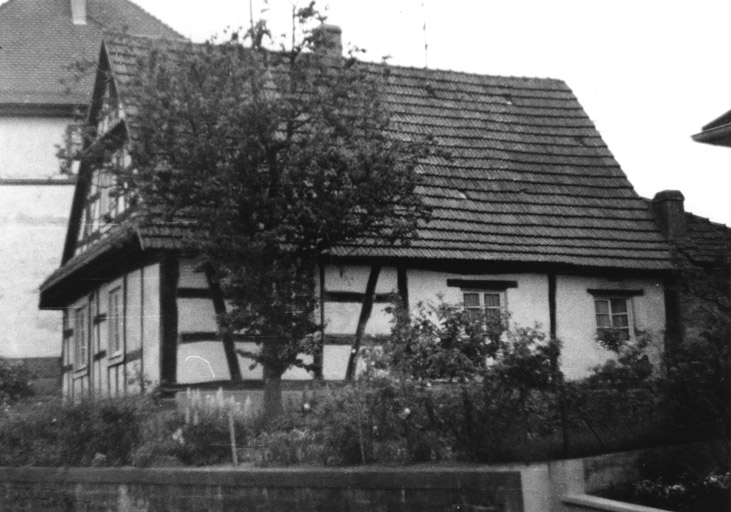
[0,466,524,512]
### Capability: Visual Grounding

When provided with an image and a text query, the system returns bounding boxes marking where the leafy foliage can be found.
[665,258,731,448]
[374,302,503,383]
[585,330,654,389]
[602,471,731,512]
[0,397,156,467]
[0,357,33,407]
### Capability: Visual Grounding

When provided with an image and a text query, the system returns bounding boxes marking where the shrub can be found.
[0,357,33,406]
[602,471,731,512]
[0,396,160,466]
[244,305,563,465]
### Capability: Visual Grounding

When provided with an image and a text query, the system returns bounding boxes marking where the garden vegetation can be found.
[0,300,727,470]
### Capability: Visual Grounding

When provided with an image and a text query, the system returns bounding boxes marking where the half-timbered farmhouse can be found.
[39,31,675,399]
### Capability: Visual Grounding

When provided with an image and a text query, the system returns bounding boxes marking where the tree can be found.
[118,9,433,418]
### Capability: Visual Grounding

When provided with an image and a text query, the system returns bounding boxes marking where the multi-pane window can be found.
[463,292,504,328]
[108,287,124,356]
[594,297,632,341]
[74,306,88,370]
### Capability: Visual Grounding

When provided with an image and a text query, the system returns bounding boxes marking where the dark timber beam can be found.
[205,266,242,381]
[160,253,180,385]
[397,266,409,310]
[314,265,326,380]
[345,265,381,381]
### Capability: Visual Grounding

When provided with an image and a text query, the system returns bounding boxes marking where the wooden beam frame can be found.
[345,265,381,381]
[205,265,242,381]
[159,253,179,385]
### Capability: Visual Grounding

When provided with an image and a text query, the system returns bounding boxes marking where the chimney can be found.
[312,24,342,58]
[652,190,687,240]
[71,0,86,25]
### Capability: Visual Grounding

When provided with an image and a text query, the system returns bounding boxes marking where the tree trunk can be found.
[263,364,283,421]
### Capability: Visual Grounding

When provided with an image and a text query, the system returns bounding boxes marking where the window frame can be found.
[108,286,125,362]
[587,288,643,343]
[73,305,89,374]
[462,291,505,324]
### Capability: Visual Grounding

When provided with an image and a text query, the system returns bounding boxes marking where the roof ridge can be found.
[379,60,568,86]
[100,31,567,86]
[687,210,731,231]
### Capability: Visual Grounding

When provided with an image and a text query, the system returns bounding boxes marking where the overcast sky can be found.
[33,0,731,223]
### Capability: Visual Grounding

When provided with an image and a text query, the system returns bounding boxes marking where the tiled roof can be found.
[41,223,138,296]
[0,0,182,105]
[692,107,731,147]
[678,212,731,266]
[47,31,675,300]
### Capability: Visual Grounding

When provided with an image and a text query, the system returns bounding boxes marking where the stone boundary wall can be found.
[580,442,709,493]
[0,444,703,511]
[0,465,524,512]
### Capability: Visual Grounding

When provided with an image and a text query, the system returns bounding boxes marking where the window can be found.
[108,287,124,356]
[74,306,88,370]
[464,292,502,322]
[594,297,632,341]
[463,291,506,336]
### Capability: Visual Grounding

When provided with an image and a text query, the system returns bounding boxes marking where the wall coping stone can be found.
[0,464,525,490]
[563,494,672,512]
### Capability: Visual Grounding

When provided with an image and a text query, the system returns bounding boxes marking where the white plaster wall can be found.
[67,293,89,400]
[125,270,143,353]
[323,264,397,335]
[0,185,74,357]
[322,266,553,380]
[321,265,666,381]
[178,298,217,332]
[178,259,207,288]
[556,275,665,380]
[325,267,551,333]
[406,269,550,331]
[141,263,161,387]
[0,117,72,178]
[177,341,231,383]
[322,345,351,380]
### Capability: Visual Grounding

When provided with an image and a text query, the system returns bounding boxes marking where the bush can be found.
[601,471,731,512]
[242,305,563,465]
[0,396,158,466]
[0,358,33,406]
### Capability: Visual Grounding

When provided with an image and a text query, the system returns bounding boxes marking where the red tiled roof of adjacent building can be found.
[0,0,183,105]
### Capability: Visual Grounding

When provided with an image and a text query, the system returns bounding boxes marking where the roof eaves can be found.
[692,122,731,146]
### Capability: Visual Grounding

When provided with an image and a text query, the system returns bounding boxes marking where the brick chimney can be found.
[71,0,86,25]
[652,190,687,240]
[312,24,342,58]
